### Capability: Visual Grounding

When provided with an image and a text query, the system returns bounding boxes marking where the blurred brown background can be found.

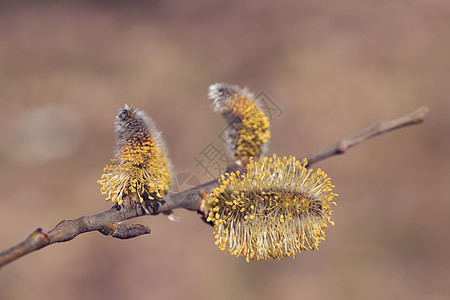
[0,1,449,299]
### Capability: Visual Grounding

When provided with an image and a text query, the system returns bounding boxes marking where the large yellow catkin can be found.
[203,154,337,262]
[97,105,171,205]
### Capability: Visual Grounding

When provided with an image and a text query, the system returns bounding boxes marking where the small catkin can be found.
[208,83,270,162]
[97,105,171,205]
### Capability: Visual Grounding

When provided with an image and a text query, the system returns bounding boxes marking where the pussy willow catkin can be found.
[208,83,270,161]
[203,154,337,262]
[98,105,171,205]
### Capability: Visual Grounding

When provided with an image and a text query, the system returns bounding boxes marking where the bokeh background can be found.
[0,1,449,299]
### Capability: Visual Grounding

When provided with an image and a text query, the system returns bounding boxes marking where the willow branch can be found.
[303,106,429,165]
[0,105,429,268]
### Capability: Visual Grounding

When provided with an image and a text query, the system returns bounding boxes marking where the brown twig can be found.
[0,106,429,268]
[303,106,429,165]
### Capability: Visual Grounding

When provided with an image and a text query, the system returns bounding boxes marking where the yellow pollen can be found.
[98,108,171,205]
[203,154,337,261]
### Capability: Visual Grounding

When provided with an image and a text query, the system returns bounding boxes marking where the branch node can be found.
[98,224,115,236]
[338,141,348,153]
[414,106,430,123]
[30,228,50,248]
[111,223,151,239]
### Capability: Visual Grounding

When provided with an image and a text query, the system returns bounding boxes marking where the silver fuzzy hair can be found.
[208,83,269,158]
[208,83,254,114]
[113,105,173,176]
